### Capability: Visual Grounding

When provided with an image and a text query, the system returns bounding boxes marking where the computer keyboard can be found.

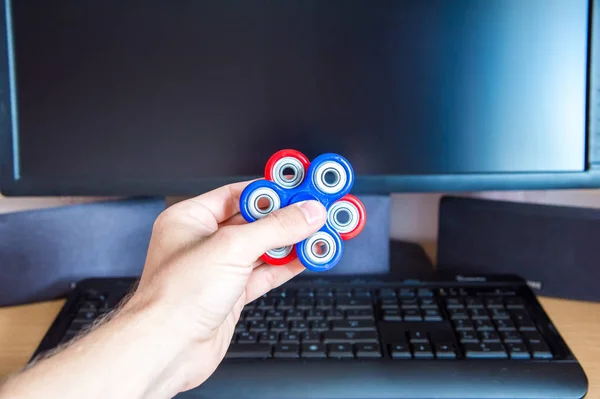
[225,285,552,361]
[32,274,588,399]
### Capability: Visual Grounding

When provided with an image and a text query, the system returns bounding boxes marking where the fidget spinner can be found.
[240,149,366,272]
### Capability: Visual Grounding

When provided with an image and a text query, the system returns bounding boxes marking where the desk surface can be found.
[0,297,598,397]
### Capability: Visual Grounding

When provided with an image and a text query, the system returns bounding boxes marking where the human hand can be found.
[122,180,327,395]
[0,180,326,399]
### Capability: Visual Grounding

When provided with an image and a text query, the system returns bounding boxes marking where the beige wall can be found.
[2,189,600,264]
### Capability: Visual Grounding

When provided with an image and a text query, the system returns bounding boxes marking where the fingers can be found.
[232,200,327,261]
[163,180,255,232]
[244,260,306,303]
[218,213,247,228]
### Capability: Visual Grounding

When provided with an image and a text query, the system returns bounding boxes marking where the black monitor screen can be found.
[7,0,589,183]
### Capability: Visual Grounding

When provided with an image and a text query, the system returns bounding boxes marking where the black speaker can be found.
[0,198,165,307]
[437,196,600,302]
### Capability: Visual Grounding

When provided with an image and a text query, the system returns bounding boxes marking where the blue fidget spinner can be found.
[240,149,366,272]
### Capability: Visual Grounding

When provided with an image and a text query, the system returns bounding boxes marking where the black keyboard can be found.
[32,274,588,399]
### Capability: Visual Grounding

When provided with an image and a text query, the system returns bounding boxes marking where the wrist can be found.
[121,288,202,345]
[105,295,197,397]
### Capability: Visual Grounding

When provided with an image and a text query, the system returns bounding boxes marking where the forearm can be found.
[0,298,190,399]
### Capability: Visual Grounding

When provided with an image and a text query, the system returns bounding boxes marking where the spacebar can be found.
[225,344,272,359]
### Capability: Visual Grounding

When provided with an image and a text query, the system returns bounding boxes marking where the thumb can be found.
[236,200,327,259]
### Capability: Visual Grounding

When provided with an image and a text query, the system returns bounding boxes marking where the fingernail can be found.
[296,201,323,224]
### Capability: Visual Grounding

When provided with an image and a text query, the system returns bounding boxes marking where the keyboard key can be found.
[74,309,97,321]
[506,343,531,359]
[522,331,544,344]
[79,302,99,312]
[267,288,287,298]
[311,320,330,332]
[336,298,372,310]
[390,343,412,359]
[273,344,299,358]
[276,298,295,310]
[301,343,326,358]
[246,310,264,321]
[255,297,276,309]
[475,319,495,332]
[315,298,334,309]
[459,330,479,344]
[409,331,428,343]
[225,344,272,359]
[259,331,279,344]
[463,343,508,359]
[69,320,93,331]
[449,309,469,320]
[485,298,504,309]
[445,298,464,308]
[297,288,314,297]
[332,320,376,332]
[84,290,107,302]
[296,298,314,309]
[479,331,501,343]
[290,320,309,332]
[417,288,434,297]
[380,299,399,309]
[422,309,443,321]
[327,309,345,321]
[327,343,354,358]
[248,320,268,332]
[270,320,288,332]
[280,332,300,344]
[398,288,415,298]
[530,342,553,359]
[465,298,485,309]
[235,323,247,333]
[517,322,537,332]
[400,299,419,309]
[505,298,526,309]
[468,309,489,320]
[500,331,523,343]
[353,288,372,298]
[383,309,402,321]
[301,331,321,343]
[237,331,258,344]
[403,309,422,321]
[412,343,434,358]
[509,309,530,321]
[346,309,374,320]
[453,319,474,331]
[355,343,381,358]
[334,288,352,297]
[495,319,517,331]
[315,288,333,298]
[286,309,304,321]
[265,310,285,321]
[323,331,378,343]
[378,288,397,298]
[306,309,326,321]
[490,308,510,320]
[419,298,437,309]
[434,343,457,359]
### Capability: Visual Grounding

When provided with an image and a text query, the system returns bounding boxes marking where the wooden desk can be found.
[0,297,598,397]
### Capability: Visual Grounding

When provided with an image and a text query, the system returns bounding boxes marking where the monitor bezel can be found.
[2,0,600,196]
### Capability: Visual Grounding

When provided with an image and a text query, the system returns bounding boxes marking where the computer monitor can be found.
[0,0,598,196]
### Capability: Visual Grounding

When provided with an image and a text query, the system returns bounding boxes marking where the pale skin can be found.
[0,180,328,399]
